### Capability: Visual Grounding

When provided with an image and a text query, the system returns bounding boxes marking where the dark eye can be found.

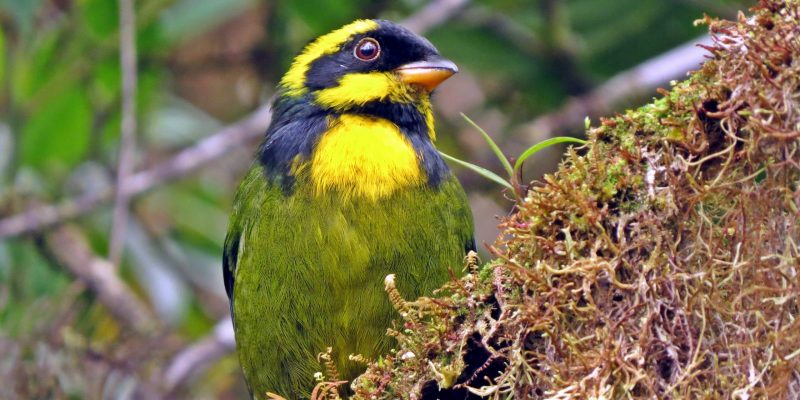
[354,38,380,61]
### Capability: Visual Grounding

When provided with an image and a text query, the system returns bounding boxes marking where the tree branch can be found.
[0,105,272,240]
[162,317,235,392]
[109,0,139,265]
[402,0,470,34]
[44,224,157,333]
[0,0,464,241]
[512,35,714,144]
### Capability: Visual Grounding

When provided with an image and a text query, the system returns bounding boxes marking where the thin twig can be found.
[539,0,591,95]
[402,0,471,34]
[109,0,139,266]
[459,5,544,55]
[162,317,235,392]
[126,105,272,194]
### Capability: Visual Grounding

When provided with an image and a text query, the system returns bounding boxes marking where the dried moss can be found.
[351,1,800,398]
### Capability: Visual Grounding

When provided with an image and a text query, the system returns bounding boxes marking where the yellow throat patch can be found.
[306,114,423,200]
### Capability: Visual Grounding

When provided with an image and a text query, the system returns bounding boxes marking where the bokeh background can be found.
[0,0,752,398]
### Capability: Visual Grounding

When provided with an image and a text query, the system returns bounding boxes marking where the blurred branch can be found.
[402,0,470,34]
[0,105,273,240]
[460,6,545,56]
[512,35,714,144]
[0,2,461,241]
[110,0,139,266]
[0,193,104,239]
[162,317,235,393]
[43,224,157,333]
[125,105,272,194]
[539,0,590,95]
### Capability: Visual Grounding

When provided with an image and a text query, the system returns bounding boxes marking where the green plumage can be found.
[225,18,473,399]
[227,166,473,398]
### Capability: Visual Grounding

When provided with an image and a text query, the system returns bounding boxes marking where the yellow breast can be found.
[306,114,424,200]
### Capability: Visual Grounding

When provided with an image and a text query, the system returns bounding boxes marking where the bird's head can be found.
[260,19,457,199]
[279,19,457,114]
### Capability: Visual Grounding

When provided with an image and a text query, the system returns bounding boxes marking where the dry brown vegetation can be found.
[348,1,800,398]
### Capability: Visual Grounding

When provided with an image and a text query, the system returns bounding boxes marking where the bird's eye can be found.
[354,38,380,61]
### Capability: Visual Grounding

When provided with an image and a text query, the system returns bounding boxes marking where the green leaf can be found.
[514,136,587,172]
[439,151,514,191]
[20,85,91,171]
[93,57,121,106]
[11,28,60,104]
[83,0,118,38]
[0,240,69,337]
[461,113,513,178]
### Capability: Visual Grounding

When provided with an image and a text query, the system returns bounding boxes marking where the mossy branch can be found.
[353,1,800,398]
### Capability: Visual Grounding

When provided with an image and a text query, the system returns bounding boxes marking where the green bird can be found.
[223,19,474,399]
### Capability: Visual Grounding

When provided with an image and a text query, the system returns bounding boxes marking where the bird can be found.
[223,19,475,399]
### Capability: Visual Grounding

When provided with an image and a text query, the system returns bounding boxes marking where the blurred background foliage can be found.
[0,0,751,398]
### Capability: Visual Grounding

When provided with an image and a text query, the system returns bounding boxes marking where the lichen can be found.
[350,1,800,398]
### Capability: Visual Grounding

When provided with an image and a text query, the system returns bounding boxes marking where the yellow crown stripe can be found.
[280,20,379,97]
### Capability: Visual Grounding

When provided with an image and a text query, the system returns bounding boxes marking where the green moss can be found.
[350,2,800,399]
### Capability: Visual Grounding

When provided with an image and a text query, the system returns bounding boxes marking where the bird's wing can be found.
[465,236,477,254]
[222,167,260,304]
[222,166,268,304]
[222,227,241,302]
[224,99,328,305]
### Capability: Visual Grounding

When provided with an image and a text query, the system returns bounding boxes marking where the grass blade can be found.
[513,136,587,172]
[461,113,513,178]
[439,151,514,191]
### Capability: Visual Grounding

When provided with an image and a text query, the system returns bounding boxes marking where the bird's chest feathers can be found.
[307,114,423,200]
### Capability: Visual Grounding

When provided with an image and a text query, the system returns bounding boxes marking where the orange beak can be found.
[395,57,458,92]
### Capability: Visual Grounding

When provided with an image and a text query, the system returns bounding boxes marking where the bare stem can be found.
[109,0,139,266]
[402,0,470,34]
